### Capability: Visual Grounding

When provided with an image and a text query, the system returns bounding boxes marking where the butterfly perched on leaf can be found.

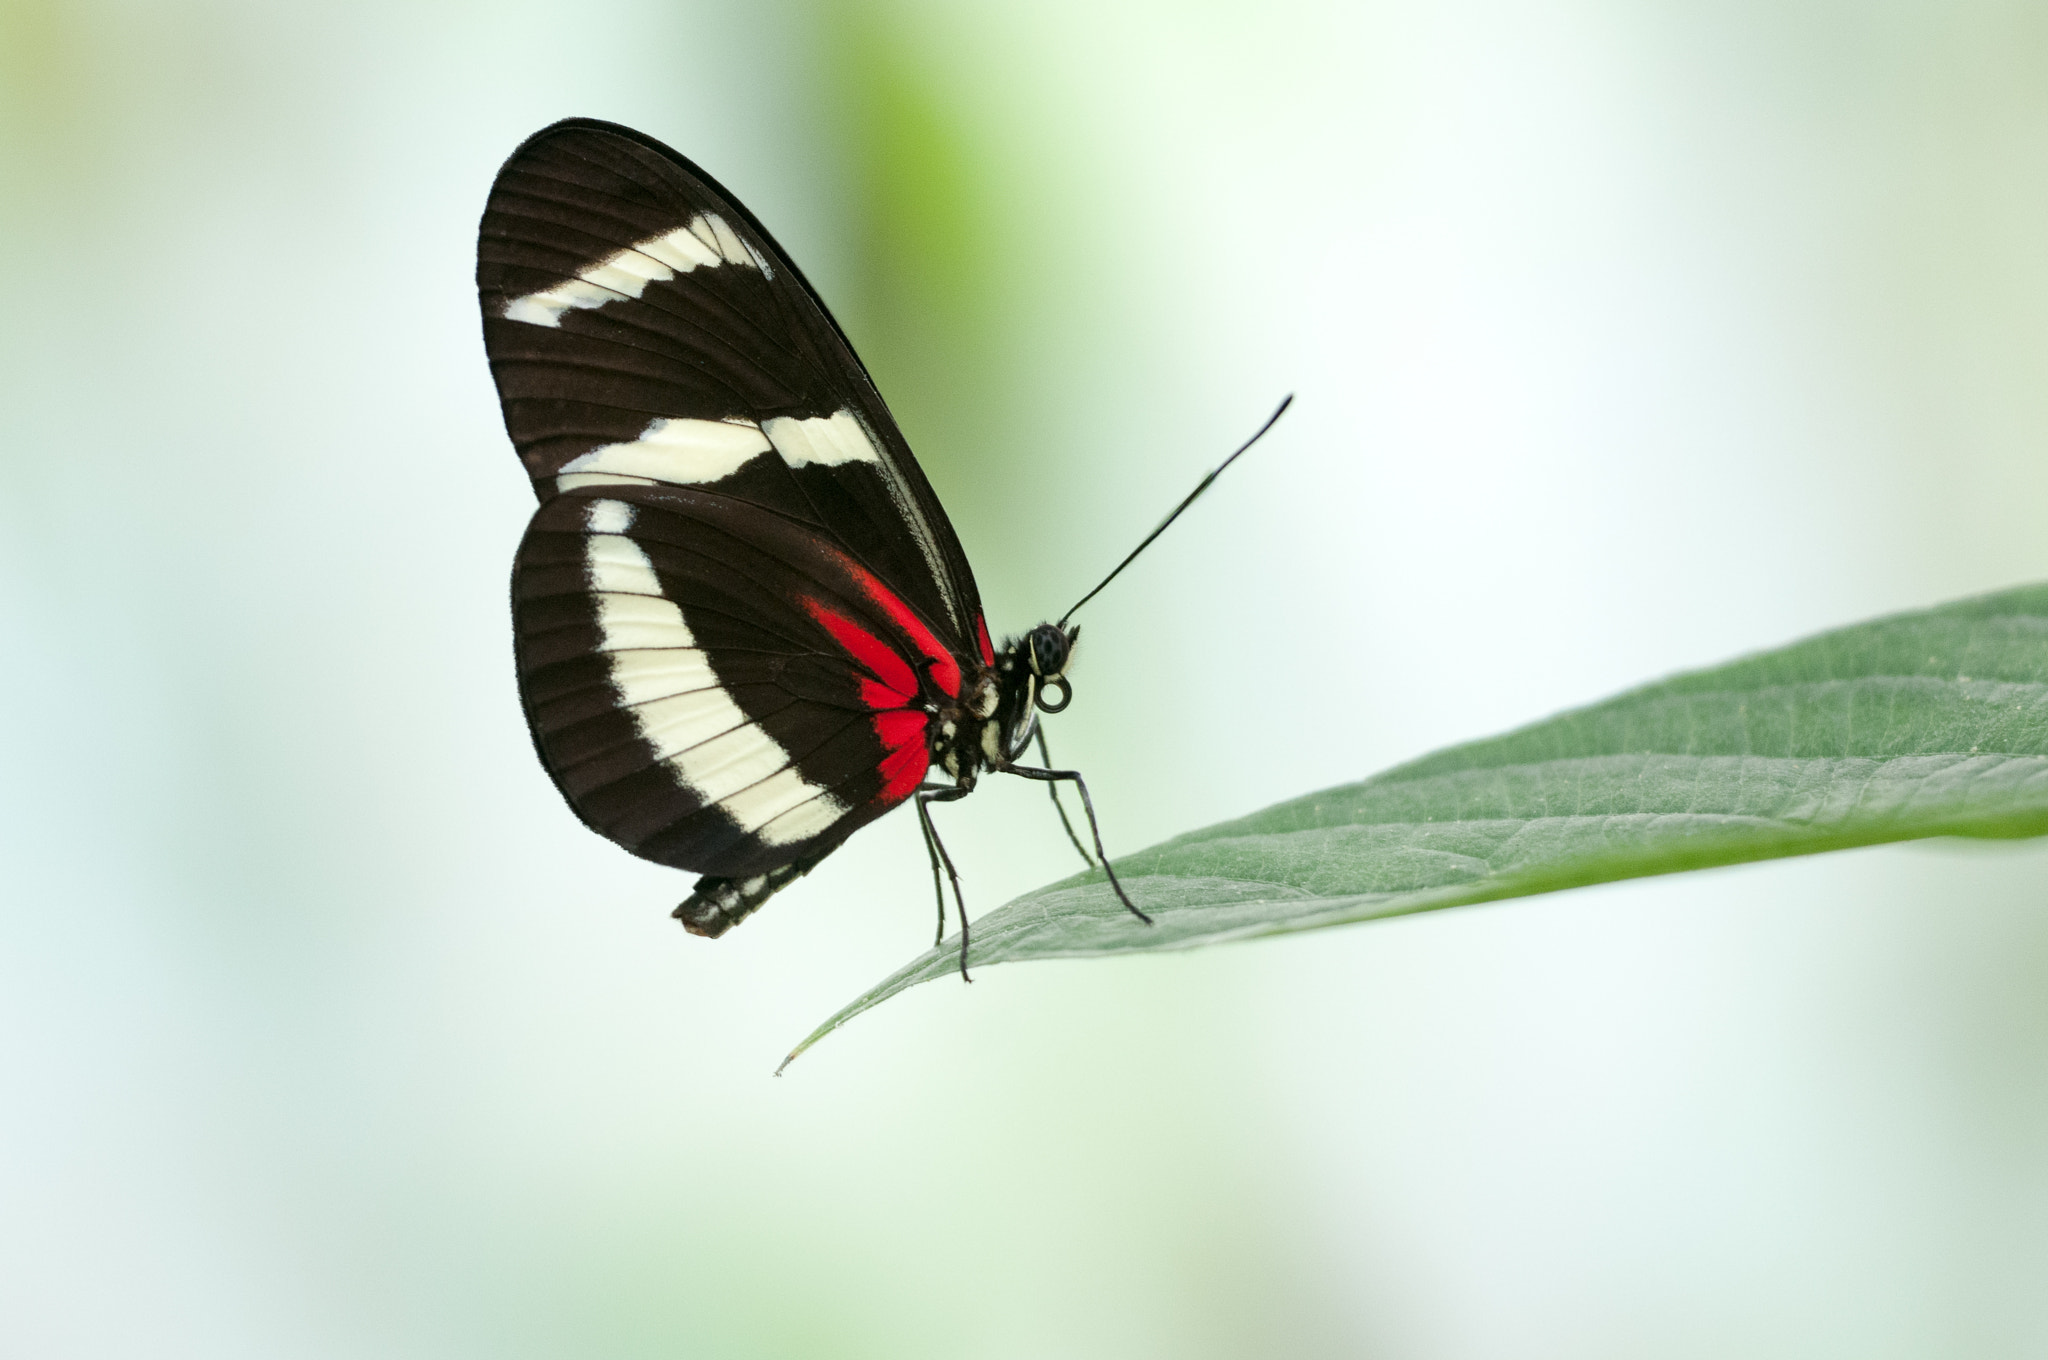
[476,118,1282,970]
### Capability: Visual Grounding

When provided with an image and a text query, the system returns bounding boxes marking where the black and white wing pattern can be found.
[478,119,996,882]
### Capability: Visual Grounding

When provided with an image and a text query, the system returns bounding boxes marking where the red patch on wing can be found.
[873,709,930,803]
[803,599,916,708]
[975,614,996,667]
[803,596,931,805]
[842,561,962,697]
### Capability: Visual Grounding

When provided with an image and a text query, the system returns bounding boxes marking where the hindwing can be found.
[514,487,954,876]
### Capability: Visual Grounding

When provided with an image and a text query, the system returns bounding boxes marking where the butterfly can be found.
[476,119,1283,973]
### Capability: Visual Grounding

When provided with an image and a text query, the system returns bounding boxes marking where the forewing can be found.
[514,487,949,878]
[478,117,982,645]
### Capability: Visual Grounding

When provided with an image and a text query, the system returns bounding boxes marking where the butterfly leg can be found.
[916,798,947,949]
[1033,726,1096,869]
[999,764,1153,925]
[916,783,975,980]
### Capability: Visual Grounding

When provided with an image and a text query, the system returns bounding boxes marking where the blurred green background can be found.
[3,0,2047,1355]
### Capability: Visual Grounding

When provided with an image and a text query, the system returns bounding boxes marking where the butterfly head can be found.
[1024,623,1076,713]
[973,622,1077,771]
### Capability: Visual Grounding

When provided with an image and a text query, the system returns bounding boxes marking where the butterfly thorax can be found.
[927,669,998,786]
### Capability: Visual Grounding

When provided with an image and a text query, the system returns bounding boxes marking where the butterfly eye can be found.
[1035,676,1072,713]
[1028,624,1071,677]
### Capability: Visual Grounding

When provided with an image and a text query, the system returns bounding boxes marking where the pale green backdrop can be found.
[2,1,2045,1355]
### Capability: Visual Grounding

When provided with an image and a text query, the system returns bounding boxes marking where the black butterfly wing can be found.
[478,118,985,647]
[515,486,958,876]
[479,120,995,878]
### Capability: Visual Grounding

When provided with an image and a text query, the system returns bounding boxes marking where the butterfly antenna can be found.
[1058,395,1294,628]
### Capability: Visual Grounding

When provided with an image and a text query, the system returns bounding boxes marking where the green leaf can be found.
[782,583,2048,1070]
